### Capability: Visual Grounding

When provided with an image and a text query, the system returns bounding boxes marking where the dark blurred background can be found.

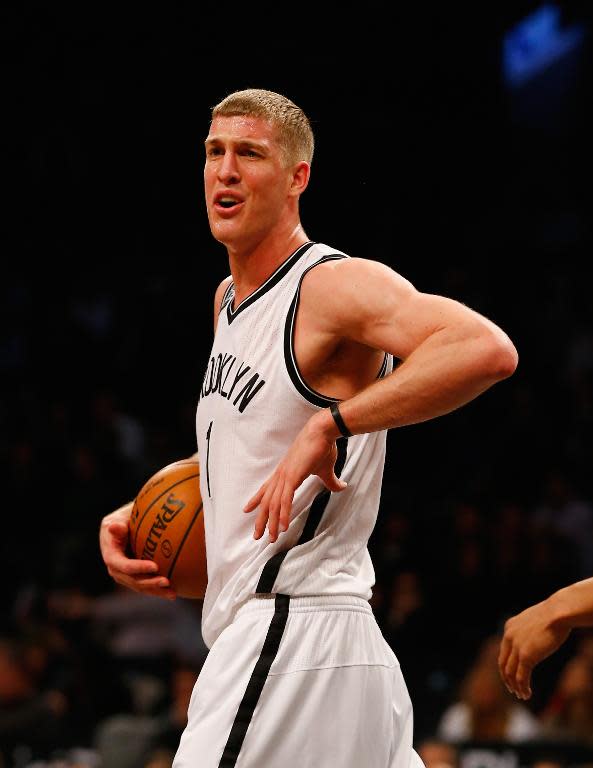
[2,2,592,767]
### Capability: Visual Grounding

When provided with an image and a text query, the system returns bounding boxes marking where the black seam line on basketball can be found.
[132,473,200,555]
[226,241,315,325]
[166,501,203,581]
[283,254,347,407]
[133,472,200,554]
[219,593,290,767]
[256,438,348,594]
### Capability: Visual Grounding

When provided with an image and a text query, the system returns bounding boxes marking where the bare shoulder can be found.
[300,256,416,326]
[302,256,415,294]
[298,255,514,361]
[213,275,233,331]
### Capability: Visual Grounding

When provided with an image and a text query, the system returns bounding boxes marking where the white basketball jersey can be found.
[195,242,393,648]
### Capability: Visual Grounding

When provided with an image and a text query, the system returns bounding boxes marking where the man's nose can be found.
[218,151,240,184]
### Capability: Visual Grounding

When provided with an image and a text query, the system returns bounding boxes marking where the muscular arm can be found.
[304,258,518,435]
[245,257,518,541]
[98,273,231,593]
[96,277,232,596]
[97,273,233,593]
[499,578,593,700]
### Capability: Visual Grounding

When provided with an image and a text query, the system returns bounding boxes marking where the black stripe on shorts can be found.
[218,593,290,767]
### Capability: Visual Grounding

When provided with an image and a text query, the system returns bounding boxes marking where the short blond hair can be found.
[211,88,314,166]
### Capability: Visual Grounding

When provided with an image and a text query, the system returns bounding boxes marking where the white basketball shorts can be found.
[173,594,425,768]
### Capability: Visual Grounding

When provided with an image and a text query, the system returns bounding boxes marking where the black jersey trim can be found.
[297,437,348,544]
[226,241,314,325]
[256,438,348,594]
[219,593,290,766]
[377,352,389,379]
[283,254,347,407]
[219,281,234,314]
[256,550,290,594]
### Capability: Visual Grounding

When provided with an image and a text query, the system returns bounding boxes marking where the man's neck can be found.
[228,224,309,306]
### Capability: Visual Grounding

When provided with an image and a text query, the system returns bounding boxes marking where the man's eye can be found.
[207,147,223,157]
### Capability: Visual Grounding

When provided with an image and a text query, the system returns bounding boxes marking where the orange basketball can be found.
[128,458,207,599]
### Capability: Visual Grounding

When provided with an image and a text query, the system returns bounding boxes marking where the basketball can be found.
[128,458,207,599]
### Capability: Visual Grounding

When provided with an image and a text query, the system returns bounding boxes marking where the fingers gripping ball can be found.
[129,459,207,599]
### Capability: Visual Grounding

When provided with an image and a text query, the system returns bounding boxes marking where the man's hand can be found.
[100,502,177,599]
[244,410,346,542]
[498,598,571,700]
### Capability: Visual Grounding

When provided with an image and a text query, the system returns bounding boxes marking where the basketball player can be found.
[100,89,518,767]
[499,577,593,701]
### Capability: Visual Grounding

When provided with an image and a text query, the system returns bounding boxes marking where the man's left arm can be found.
[244,257,518,541]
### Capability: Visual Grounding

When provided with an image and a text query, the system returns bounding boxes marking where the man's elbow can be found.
[484,332,519,381]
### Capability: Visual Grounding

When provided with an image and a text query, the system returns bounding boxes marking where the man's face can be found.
[204,115,294,249]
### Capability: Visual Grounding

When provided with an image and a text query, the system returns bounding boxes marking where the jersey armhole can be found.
[283,254,349,408]
[284,256,396,406]
[377,352,399,379]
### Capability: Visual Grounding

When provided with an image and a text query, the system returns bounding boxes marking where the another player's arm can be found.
[245,258,518,541]
[499,578,593,700]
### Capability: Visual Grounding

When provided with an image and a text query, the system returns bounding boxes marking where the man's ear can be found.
[289,161,310,197]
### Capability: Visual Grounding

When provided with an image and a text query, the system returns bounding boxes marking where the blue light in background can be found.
[503,3,586,88]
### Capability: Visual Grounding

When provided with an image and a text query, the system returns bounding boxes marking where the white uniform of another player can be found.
[174,242,425,768]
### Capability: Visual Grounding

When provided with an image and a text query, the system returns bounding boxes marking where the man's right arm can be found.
[99,500,177,598]
[499,578,593,700]
[98,275,230,597]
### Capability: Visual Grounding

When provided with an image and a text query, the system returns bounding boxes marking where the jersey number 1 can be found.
[205,421,213,497]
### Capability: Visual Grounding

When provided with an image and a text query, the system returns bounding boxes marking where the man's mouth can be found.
[214,193,243,210]
[218,198,239,209]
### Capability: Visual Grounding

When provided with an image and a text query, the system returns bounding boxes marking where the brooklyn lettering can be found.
[200,353,266,413]
[141,492,185,560]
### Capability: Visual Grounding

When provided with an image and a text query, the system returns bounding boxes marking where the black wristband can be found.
[330,402,352,438]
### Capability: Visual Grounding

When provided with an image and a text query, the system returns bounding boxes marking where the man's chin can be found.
[210,221,241,247]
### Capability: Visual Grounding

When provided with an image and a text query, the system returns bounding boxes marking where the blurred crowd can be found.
[2,243,593,768]
[2,0,591,765]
